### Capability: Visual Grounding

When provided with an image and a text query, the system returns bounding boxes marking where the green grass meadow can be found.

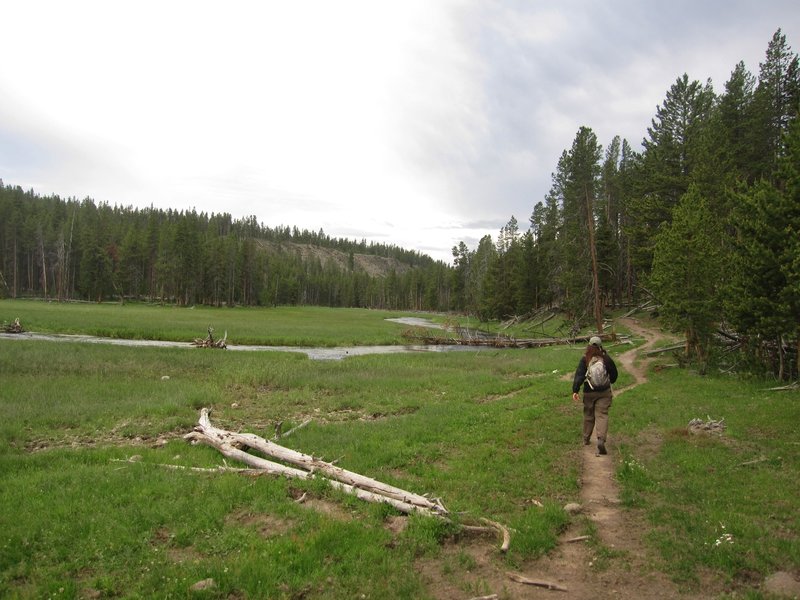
[1,300,798,598]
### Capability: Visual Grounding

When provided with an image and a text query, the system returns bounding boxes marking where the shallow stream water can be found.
[1,317,483,361]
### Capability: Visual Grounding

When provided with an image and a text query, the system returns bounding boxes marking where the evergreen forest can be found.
[1,30,798,379]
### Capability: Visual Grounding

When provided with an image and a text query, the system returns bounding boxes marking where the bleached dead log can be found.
[767,382,799,391]
[111,458,266,475]
[621,301,656,318]
[643,343,685,356]
[402,331,612,349]
[273,418,312,441]
[186,409,447,517]
[565,535,590,544]
[182,410,519,549]
[739,456,769,467]
[507,572,568,592]
[481,517,511,553]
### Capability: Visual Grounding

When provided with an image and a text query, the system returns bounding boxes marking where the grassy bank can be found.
[1,301,798,598]
[0,299,570,347]
[614,367,800,591]
[0,300,425,346]
[1,325,579,599]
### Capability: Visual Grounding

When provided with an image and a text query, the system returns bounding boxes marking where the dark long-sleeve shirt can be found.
[572,353,618,394]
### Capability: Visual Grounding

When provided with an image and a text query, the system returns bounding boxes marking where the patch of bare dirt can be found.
[227,509,297,538]
[416,538,516,599]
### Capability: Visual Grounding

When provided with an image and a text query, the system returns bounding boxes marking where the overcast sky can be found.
[1,1,797,263]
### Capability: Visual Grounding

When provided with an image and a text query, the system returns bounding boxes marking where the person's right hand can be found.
[572,392,580,402]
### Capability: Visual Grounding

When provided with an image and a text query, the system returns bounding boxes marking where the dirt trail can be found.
[501,318,698,599]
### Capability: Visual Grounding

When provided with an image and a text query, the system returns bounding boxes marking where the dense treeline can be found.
[451,29,799,379]
[0,189,451,310]
[2,30,797,379]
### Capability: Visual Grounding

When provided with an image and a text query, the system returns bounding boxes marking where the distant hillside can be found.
[0,184,451,310]
[256,240,413,277]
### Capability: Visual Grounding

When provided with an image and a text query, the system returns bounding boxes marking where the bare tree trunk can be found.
[12,237,18,298]
[38,229,47,298]
[796,336,800,382]
[585,185,603,333]
[186,409,447,517]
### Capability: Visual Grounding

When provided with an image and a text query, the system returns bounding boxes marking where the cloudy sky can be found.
[1,1,797,263]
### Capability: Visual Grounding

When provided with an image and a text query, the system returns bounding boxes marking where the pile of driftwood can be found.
[192,326,227,349]
[184,409,511,551]
[2,318,23,333]
[688,416,726,434]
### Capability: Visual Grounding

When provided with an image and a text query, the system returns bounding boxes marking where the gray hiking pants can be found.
[582,389,613,443]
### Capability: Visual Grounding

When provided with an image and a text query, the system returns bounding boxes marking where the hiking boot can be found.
[597,440,607,455]
[583,437,591,446]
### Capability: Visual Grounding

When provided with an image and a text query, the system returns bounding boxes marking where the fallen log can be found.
[563,535,590,543]
[403,331,613,349]
[621,301,657,318]
[186,408,448,517]
[481,517,511,553]
[507,572,568,592]
[643,343,685,356]
[273,418,312,441]
[180,409,521,551]
[766,382,799,391]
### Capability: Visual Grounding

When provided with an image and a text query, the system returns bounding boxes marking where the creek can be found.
[1,318,484,361]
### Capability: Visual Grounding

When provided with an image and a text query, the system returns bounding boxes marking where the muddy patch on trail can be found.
[227,510,297,538]
[415,539,513,600]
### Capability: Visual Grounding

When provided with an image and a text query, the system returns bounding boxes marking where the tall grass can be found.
[1,327,580,598]
[0,300,419,346]
[614,367,800,590]
[2,301,798,598]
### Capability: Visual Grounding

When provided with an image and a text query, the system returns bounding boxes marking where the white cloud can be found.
[1,1,798,263]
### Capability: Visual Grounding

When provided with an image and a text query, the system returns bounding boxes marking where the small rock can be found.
[231,402,239,408]
[190,578,216,592]
[128,455,142,462]
[564,502,582,515]
[763,571,800,598]
[161,375,170,381]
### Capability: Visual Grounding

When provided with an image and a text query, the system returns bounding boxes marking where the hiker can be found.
[572,336,618,455]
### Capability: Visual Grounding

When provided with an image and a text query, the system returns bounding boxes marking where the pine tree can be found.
[631,74,716,275]
[727,119,800,379]
[750,29,800,183]
[649,185,724,363]
[559,127,603,330]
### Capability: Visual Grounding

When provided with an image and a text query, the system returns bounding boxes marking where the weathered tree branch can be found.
[507,572,568,592]
[480,517,511,553]
[185,409,448,517]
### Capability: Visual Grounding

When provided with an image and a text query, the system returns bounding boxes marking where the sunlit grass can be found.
[614,368,800,587]
[0,300,421,346]
[1,302,798,597]
[1,327,581,598]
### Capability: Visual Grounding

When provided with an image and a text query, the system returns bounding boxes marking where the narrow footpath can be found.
[511,318,703,599]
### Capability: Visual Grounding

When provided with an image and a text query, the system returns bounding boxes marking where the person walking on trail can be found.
[572,336,618,455]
